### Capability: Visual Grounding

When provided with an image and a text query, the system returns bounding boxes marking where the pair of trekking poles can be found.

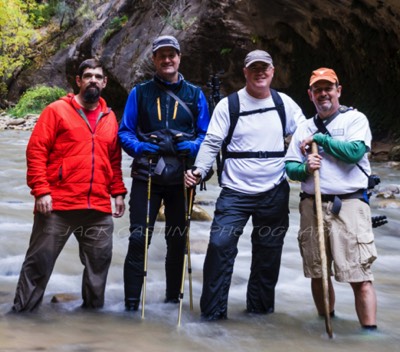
[140,151,195,326]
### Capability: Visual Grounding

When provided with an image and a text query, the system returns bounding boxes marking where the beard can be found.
[83,85,101,104]
[317,99,332,112]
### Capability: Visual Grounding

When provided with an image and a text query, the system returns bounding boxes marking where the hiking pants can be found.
[200,180,289,320]
[12,210,114,312]
[124,180,187,303]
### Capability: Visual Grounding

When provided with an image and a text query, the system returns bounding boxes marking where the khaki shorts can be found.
[298,197,377,282]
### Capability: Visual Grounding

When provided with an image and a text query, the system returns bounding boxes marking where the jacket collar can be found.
[64,93,111,115]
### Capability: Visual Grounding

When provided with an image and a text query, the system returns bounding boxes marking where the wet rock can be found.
[191,204,213,221]
[51,293,79,303]
[375,199,400,209]
[375,184,400,199]
[0,113,38,131]
[6,118,25,126]
[5,0,400,133]
[157,203,212,222]
[386,161,400,170]
[388,145,400,161]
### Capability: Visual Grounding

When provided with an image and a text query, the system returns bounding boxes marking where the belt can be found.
[225,150,286,159]
[299,189,368,215]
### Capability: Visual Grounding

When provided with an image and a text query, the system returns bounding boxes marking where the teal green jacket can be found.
[285,133,367,182]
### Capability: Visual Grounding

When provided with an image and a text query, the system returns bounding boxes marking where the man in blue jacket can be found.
[119,35,210,311]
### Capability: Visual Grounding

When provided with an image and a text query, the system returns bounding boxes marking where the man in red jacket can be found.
[11,59,127,312]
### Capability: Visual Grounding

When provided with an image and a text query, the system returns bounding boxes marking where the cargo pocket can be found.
[357,231,377,266]
[356,202,377,267]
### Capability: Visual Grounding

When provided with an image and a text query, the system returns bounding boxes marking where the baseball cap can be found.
[152,35,180,53]
[309,68,339,86]
[244,50,273,67]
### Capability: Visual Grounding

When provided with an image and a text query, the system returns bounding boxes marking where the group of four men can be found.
[11,35,377,330]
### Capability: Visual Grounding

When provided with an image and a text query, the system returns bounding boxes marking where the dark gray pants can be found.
[124,180,187,303]
[200,180,290,320]
[12,210,113,312]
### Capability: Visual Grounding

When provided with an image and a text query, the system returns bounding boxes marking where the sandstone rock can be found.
[0,113,38,130]
[375,199,400,209]
[388,145,400,161]
[375,184,400,199]
[157,203,212,222]
[6,118,25,126]
[51,293,79,303]
[191,204,213,221]
[5,0,400,134]
[387,161,400,170]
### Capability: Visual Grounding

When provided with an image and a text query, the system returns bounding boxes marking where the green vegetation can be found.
[220,48,232,56]
[25,0,57,27]
[164,14,197,31]
[152,0,197,30]
[103,15,129,43]
[0,0,39,98]
[8,85,67,117]
[250,34,260,44]
[0,0,103,102]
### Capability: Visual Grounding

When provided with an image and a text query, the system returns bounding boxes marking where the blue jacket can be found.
[119,74,210,159]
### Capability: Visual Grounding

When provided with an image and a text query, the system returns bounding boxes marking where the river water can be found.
[0,130,399,352]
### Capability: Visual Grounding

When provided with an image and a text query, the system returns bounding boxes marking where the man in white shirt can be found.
[186,50,305,320]
[285,68,378,330]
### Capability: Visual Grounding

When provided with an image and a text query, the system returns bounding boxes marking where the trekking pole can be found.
[141,135,159,319]
[141,156,152,319]
[177,240,187,326]
[186,187,195,311]
[312,142,333,338]
[177,165,195,325]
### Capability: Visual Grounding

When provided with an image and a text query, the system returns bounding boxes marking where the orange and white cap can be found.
[309,68,339,86]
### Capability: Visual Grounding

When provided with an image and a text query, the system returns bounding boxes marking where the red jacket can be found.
[27,93,127,213]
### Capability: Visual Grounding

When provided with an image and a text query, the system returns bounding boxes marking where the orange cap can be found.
[309,68,339,86]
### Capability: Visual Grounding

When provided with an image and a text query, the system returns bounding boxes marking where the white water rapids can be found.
[0,130,399,351]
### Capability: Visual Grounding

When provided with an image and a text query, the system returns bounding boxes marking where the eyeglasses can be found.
[247,65,273,73]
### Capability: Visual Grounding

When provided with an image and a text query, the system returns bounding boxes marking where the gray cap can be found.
[244,50,273,67]
[152,35,180,53]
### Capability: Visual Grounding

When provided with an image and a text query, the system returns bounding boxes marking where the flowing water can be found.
[0,130,399,352]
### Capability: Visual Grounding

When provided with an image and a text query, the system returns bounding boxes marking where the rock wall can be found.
[7,0,400,138]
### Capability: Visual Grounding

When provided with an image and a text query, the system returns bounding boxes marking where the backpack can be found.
[217,88,287,185]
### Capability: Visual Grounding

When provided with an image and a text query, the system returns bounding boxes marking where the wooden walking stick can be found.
[312,142,333,338]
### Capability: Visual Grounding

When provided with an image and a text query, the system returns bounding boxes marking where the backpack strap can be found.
[217,90,287,185]
[155,81,196,128]
[217,92,240,184]
[224,89,286,149]
[313,107,369,178]
[270,88,286,139]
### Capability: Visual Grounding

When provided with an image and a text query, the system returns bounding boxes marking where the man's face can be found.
[152,47,181,82]
[308,81,342,118]
[243,62,274,97]
[76,67,107,104]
